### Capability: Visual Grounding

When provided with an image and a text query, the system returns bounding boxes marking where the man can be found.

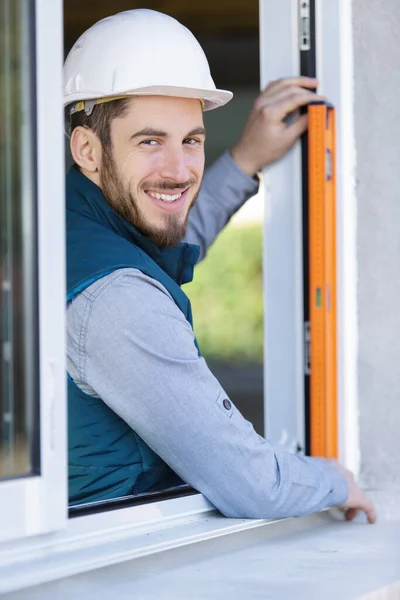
[65,9,375,523]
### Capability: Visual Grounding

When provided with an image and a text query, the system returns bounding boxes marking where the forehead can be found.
[114,95,204,130]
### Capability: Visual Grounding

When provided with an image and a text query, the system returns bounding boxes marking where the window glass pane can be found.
[0,0,39,479]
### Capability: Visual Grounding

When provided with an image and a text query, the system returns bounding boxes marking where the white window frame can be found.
[260,0,306,454]
[0,0,359,593]
[0,0,67,544]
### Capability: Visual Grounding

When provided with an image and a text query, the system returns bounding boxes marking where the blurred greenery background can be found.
[184,221,263,366]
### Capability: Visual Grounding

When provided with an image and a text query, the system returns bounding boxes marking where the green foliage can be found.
[184,222,264,365]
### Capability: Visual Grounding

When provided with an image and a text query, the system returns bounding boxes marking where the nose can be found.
[159,146,191,183]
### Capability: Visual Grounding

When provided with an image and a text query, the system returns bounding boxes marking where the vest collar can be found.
[66,166,200,285]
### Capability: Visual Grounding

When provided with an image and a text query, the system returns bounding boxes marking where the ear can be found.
[70,126,101,174]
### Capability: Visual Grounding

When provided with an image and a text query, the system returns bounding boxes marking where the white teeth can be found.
[148,191,182,202]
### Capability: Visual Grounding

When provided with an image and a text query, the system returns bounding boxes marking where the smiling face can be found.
[94,95,205,248]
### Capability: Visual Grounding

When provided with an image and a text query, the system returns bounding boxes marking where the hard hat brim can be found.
[64,85,233,112]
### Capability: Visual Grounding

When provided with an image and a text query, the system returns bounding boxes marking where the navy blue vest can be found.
[67,167,200,505]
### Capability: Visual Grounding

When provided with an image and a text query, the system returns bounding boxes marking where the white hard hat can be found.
[64,9,233,115]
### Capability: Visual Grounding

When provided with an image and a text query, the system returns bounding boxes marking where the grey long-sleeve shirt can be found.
[67,151,348,519]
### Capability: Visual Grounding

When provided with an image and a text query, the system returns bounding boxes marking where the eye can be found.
[140,139,159,146]
[184,137,202,146]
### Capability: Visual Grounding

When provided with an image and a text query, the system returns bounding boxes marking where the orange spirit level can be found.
[308,102,338,458]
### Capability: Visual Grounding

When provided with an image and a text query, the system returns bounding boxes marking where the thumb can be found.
[283,113,308,148]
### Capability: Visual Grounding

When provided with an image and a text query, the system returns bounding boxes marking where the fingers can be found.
[255,83,324,111]
[341,495,377,524]
[345,503,376,524]
[272,91,326,120]
[254,89,326,130]
[264,76,318,95]
[330,459,377,525]
[344,507,361,521]
[363,499,377,524]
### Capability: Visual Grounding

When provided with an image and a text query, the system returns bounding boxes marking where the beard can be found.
[100,148,200,249]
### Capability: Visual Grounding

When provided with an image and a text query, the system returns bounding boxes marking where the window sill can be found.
[1,497,400,599]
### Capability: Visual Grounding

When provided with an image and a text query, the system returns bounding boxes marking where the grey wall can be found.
[353,0,400,496]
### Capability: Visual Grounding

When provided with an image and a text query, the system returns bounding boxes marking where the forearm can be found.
[185,151,259,261]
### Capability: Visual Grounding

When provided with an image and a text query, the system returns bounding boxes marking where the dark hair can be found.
[68,98,132,151]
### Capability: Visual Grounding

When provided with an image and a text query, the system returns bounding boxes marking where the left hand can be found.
[230,76,326,177]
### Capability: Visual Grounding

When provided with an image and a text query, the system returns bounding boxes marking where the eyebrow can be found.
[130,127,205,140]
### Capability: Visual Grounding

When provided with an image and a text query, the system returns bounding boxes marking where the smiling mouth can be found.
[146,190,184,203]
[144,186,191,212]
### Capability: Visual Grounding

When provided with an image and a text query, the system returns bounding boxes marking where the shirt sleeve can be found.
[67,268,348,520]
[184,151,260,261]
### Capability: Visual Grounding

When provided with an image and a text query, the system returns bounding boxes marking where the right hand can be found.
[230,76,326,176]
[330,460,377,524]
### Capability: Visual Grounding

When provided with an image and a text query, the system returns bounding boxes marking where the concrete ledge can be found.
[357,582,400,600]
[4,512,400,600]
